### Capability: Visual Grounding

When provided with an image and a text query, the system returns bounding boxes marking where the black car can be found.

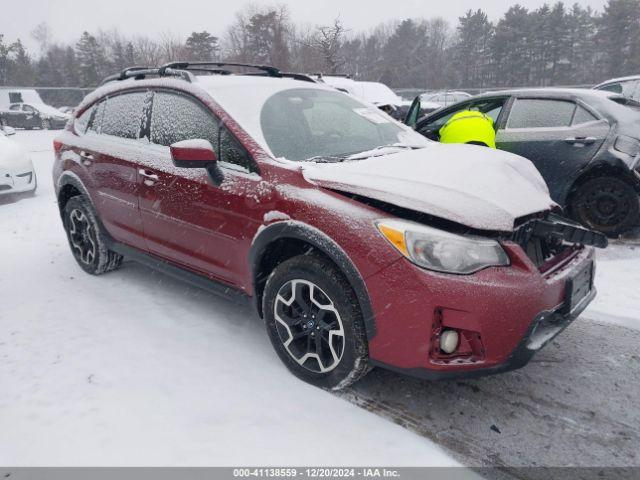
[0,102,69,130]
[406,89,640,236]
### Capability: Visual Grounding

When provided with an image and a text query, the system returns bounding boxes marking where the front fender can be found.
[249,220,377,340]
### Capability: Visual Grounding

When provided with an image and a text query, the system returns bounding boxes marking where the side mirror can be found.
[404,96,421,128]
[2,126,16,136]
[170,139,217,168]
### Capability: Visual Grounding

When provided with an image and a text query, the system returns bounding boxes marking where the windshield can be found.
[260,88,428,161]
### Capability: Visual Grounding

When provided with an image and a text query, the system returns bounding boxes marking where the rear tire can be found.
[263,254,370,390]
[62,195,123,275]
[42,119,51,130]
[570,176,639,237]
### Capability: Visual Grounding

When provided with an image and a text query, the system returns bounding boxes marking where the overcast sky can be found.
[2,0,607,52]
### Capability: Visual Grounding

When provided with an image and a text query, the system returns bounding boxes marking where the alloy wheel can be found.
[273,279,345,373]
[68,209,97,265]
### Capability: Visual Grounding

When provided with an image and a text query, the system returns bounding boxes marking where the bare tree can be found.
[131,36,163,66]
[159,31,187,62]
[31,22,52,55]
[305,18,347,74]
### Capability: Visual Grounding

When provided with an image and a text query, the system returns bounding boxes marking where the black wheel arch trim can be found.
[56,172,95,213]
[249,221,377,340]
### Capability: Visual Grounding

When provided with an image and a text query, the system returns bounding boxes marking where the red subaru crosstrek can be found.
[53,63,606,389]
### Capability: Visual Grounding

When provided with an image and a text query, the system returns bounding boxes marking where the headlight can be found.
[614,135,640,158]
[376,219,509,274]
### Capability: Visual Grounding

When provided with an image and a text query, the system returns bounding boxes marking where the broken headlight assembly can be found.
[376,219,510,274]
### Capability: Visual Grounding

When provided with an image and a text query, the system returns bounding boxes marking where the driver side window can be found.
[418,98,506,141]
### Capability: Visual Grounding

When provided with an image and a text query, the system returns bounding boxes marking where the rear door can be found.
[137,90,268,287]
[496,97,609,201]
[80,91,149,250]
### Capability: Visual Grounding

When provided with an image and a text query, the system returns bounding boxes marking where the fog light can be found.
[440,330,459,354]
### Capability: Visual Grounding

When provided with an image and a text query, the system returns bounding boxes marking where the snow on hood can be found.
[301,143,556,232]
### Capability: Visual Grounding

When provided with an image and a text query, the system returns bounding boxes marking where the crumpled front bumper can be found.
[364,242,596,380]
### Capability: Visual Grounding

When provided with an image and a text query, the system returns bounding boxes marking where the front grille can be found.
[510,214,607,269]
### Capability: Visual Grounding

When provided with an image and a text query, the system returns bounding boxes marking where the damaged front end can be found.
[509,213,608,271]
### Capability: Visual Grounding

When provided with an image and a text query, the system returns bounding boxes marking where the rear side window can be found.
[572,105,598,125]
[507,99,575,129]
[101,91,148,139]
[150,92,219,148]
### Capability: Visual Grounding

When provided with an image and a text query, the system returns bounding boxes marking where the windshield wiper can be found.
[345,143,426,160]
[304,155,348,164]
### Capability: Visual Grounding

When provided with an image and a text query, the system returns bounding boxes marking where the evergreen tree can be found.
[597,0,640,78]
[185,31,220,61]
[7,39,35,86]
[492,5,533,87]
[451,10,494,87]
[76,31,107,86]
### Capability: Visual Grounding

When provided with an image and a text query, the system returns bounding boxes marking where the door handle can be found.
[139,169,159,185]
[564,136,596,146]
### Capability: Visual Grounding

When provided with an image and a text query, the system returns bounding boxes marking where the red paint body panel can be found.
[52,78,597,380]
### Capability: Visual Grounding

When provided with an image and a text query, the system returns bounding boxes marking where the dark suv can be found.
[53,63,605,389]
[406,89,640,237]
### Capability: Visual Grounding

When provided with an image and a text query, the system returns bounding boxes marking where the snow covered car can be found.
[420,91,473,109]
[0,126,37,196]
[1,102,70,130]
[318,75,411,120]
[53,62,606,389]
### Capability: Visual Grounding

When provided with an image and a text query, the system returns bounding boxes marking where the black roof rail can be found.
[100,61,320,88]
[159,61,281,78]
[100,66,194,86]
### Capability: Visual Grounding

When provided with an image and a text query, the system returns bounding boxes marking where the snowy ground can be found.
[1,130,639,469]
[0,130,456,466]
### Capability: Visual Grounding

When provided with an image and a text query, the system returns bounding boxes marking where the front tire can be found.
[62,195,123,275]
[570,176,639,237]
[42,119,51,130]
[263,255,370,390]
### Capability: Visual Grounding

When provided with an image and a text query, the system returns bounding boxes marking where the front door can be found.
[496,98,609,201]
[137,90,269,288]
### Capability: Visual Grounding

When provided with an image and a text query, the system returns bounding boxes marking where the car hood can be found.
[301,143,556,232]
